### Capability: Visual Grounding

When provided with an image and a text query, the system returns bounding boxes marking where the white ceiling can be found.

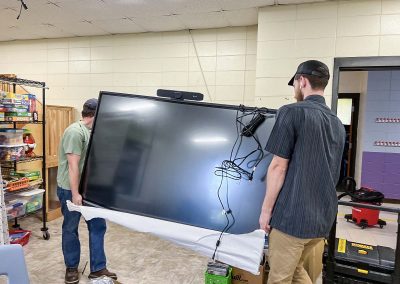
[0,0,329,42]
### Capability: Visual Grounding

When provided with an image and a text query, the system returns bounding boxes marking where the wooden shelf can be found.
[0,121,43,125]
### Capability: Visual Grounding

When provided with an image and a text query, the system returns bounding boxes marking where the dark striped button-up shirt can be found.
[265,95,345,239]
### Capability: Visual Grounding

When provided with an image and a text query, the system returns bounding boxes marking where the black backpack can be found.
[338,177,384,204]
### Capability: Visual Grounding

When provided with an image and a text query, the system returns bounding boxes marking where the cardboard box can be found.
[231,258,268,284]
[232,242,323,284]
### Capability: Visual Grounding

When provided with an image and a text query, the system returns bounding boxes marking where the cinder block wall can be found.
[256,0,400,109]
[0,26,257,110]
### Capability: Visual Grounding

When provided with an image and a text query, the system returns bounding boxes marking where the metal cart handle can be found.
[325,200,400,283]
[338,200,400,214]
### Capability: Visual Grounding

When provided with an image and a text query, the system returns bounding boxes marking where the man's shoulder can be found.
[277,103,302,116]
[63,122,83,136]
[282,100,315,110]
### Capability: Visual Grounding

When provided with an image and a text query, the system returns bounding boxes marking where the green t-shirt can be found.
[57,121,90,190]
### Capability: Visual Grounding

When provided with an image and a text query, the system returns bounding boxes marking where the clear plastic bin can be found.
[0,129,23,145]
[6,199,27,220]
[0,145,25,161]
[18,188,45,214]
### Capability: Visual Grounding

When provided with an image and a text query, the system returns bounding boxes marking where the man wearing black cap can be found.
[259,60,345,283]
[57,99,117,284]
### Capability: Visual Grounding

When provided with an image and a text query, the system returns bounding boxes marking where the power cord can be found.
[212,106,274,259]
[17,0,28,20]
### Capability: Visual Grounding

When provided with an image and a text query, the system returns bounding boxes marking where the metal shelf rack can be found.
[0,75,49,241]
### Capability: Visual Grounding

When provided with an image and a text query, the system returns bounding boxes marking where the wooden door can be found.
[45,105,75,220]
[45,105,75,168]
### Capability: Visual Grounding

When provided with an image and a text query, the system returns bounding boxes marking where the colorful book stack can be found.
[0,91,36,122]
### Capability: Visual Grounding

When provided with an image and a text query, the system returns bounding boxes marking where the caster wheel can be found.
[380,224,384,229]
[43,231,50,240]
[360,221,368,229]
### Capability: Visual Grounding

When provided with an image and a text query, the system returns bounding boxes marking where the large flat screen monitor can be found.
[80,92,276,234]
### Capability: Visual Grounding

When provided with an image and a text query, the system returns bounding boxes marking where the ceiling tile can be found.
[60,21,111,37]
[0,0,329,42]
[177,11,230,29]
[61,0,122,21]
[107,0,173,17]
[131,15,186,32]
[0,1,21,10]
[223,8,259,27]
[0,6,26,23]
[26,0,82,23]
[219,0,274,10]
[28,24,76,38]
[169,0,222,14]
[93,18,147,34]
[278,0,326,4]
[6,28,42,40]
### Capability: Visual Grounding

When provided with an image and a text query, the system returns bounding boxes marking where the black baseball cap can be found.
[288,60,330,86]
[83,98,98,111]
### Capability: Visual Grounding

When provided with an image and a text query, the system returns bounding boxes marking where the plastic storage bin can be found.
[0,129,23,145]
[18,188,45,213]
[6,199,27,220]
[0,145,25,161]
[205,268,232,284]
[9,230,31,246]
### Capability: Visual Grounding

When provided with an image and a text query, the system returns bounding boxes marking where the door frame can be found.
[331,56,400,113]
[338,93,360,178]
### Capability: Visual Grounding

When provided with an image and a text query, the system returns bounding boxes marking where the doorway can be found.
[337,93,360,185]
[332,56,400,200]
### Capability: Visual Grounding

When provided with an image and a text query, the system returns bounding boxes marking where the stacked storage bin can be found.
[0,129,25,161]
[0,91,37,161]
[0,90,42,220]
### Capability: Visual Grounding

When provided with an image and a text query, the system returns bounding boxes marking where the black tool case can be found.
[323,201,400,284]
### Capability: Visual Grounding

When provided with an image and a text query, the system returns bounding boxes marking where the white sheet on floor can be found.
[67,201,264,275]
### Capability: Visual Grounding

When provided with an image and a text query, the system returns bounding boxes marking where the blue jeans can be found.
[57,187,107,273]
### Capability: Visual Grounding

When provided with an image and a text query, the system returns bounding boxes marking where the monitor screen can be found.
[80,92,276,234]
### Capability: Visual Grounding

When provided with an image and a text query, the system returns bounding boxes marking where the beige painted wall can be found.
[256,0,400,109]
[0,26,257,111]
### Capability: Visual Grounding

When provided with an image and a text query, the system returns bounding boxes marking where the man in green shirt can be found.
[57,99,117,284]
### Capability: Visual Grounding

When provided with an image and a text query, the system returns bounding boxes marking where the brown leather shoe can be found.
[65,268,80,284]
[88,268,117,280]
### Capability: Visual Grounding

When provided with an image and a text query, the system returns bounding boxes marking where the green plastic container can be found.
[205,267,232,284]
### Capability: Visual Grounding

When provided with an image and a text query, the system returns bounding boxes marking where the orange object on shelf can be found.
[6,177,30,192]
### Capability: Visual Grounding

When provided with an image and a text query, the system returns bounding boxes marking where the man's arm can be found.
[67,153,82,206]
[259,155,289,233]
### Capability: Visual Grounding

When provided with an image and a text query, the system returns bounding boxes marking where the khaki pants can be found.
[267,229,324,284]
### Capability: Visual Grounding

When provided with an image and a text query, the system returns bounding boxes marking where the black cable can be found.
[21,0,28,10]
[214,108,265,181]
[16,3,23,20]
[16,0,28,20]
[224,177,236,233]
[212,171,231,260]
[212,106,272,259]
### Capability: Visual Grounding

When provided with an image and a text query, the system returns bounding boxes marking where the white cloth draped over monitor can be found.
[67,201,265,275]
